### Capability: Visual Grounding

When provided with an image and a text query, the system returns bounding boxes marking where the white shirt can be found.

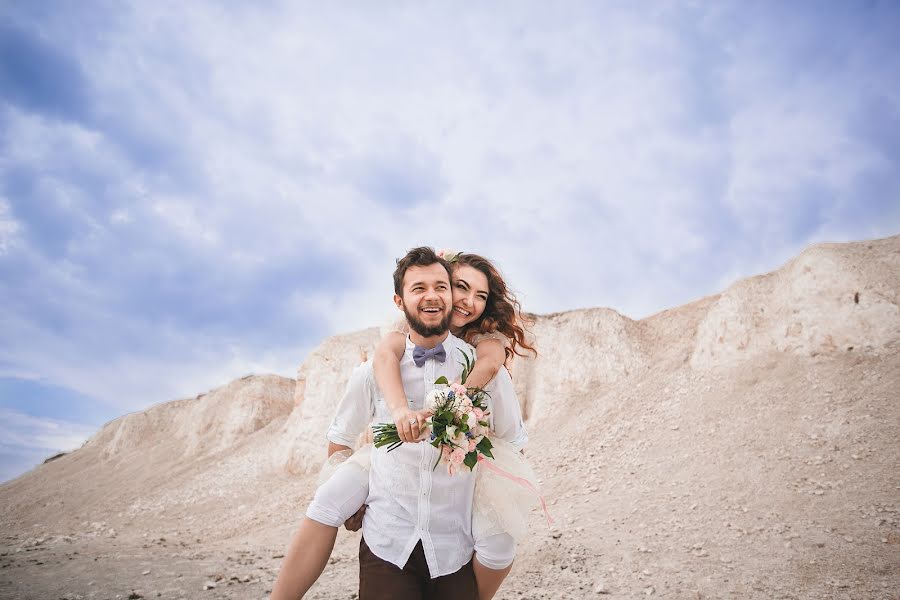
[326,331,528,578]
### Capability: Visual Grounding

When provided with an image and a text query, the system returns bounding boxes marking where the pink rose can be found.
[473,407,484,420]
[451,383,467,396]
[449,448,466,465]
[468,439,478,452]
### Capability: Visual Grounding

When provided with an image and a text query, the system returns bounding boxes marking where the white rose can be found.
[439,248,461,263]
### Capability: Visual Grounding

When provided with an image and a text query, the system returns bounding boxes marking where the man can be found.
[336,246,527,599]
[272,247,527,599]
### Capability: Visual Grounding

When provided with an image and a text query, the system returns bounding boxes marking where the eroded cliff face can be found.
[276,327,380,474]
[85,374,295,461]
[508,308,650,424]
[690,238,900,368]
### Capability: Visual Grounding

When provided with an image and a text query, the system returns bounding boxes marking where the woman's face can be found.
[450,264,490,329]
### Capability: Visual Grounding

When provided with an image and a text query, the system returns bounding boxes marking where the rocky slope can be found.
[1,235,898,600]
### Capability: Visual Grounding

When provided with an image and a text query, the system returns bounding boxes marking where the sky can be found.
[1,1,899,483]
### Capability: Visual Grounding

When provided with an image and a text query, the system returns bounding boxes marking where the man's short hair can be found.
[393,247,452,295]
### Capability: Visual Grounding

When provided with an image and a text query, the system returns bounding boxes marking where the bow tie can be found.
[412,343,447,367]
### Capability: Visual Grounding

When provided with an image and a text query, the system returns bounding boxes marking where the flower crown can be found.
[437,248,462,263]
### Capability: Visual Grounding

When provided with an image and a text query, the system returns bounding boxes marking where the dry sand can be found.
[1,235,898,600]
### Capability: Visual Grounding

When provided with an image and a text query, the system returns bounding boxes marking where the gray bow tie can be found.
[412,343,447,367]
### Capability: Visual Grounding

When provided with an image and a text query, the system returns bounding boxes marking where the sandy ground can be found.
[2,347,898,600]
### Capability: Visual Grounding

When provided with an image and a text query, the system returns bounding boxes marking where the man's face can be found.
[394,263,453,337]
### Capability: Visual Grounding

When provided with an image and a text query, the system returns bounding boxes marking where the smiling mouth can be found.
[421,306,443,314]
[453,307,471,317]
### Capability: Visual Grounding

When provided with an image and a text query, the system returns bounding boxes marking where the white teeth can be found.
[454,307,470,316]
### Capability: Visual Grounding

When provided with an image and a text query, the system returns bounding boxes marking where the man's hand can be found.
[391,408,432,443]
[344,505,366,531]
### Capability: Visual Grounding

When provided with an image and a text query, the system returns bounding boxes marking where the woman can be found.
[271,251,537,600]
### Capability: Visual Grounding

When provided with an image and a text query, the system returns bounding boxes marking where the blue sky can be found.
[1,1,899,483]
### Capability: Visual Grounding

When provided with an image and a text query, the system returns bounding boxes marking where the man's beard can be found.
[404,304,451,338]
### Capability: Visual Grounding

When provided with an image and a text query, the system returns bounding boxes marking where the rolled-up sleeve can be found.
[326,363,374,447]
[484,367,528,450]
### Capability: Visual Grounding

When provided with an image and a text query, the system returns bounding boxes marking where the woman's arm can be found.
[373,332,426,442]
[464,338,506,389]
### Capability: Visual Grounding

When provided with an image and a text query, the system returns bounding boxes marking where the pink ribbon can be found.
[477,454,554,527]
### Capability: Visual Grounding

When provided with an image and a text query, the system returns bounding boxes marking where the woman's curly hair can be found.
[453,253,537,362]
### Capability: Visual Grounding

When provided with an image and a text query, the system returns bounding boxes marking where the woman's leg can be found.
[271,462,369,599]
[473,558,513,600]
[472,533,515,600]
[271,518,338,600]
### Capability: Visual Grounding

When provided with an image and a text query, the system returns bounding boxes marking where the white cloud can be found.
[109,209,131,224]
[0,409,100,484]
[0,198,20,255]
[1,0,898,445]
[0,408,96,453]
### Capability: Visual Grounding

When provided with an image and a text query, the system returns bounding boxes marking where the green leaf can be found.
[463,452,478,470]
[458,348,475,384]
[434,376,449,385]
[476,436,494,459]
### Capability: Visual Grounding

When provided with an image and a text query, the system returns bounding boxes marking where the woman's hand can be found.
[391,407,432,443]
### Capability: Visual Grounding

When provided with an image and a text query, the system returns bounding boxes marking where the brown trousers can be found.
[359,536,477,600]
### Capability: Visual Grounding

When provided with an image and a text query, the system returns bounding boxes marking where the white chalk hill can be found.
[1,235,898,599]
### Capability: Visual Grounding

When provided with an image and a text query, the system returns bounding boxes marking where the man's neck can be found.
[408,329,450,349]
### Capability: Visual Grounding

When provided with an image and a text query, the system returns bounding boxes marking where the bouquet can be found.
[373,350,494,474]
